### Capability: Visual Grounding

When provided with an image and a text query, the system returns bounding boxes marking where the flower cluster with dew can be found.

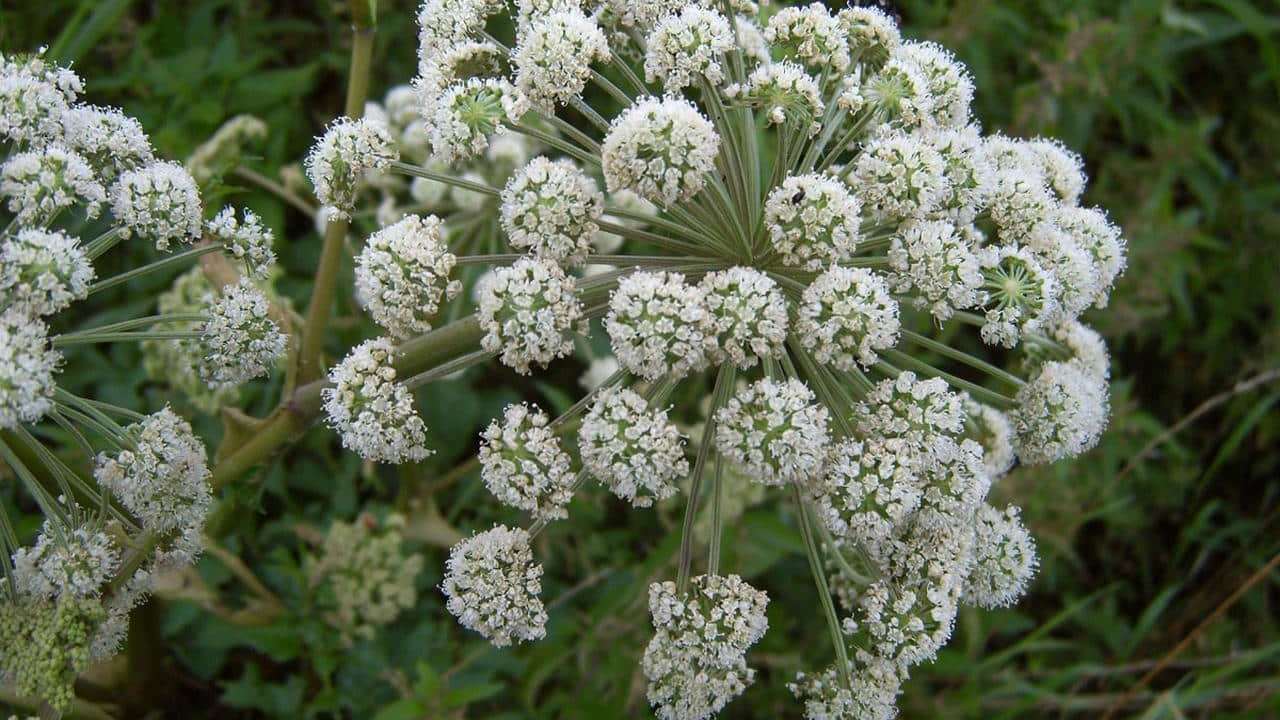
[0,48,291,712]
[353,2,1128,715]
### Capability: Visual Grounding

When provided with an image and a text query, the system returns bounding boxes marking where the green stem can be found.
[392,161,499,196]
[297,3,376,384]
[677,364,735,593]
[56,313,205,339]
[900,329,1026,388]
[87,244,221,295]
[83,226,124,260]
[878,352,1017,408]
[53,330,201,346]
[794,486,855,693]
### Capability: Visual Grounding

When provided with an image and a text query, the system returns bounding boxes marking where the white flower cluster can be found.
[605,270,715,381]
[1,144,105,222]
[197,278,287,388]
[0,228,93,316]
[797,265,901,370]
[852,133,948,222]
[500,156,604,265]
[888,219,984,321]
[0,310,60,429]
[764,3,850,73]
[207,206,276,278]
[602,97,720,207]
[644,7,734,91]
[304,116,398,219]
[701,267,788,369]
[579,387,688,507]
[11,523,120,600]
[715,377,830,486]
[322,338,432,464]
[0,51,81,144]
[765,174,861,270]
[643,574,769,720]
[788,652,901,720]
[514,9,611,112]
[478,256,584,374]
[94,406,213,534]
[1013,359,1108,464]
[428,78,521,164]
[442,525,548,647]
[59,105,154,180]
[479,403,575,521]
[725,61,823,132]
[355,213,461,339]
[964,504,1038,608]
[110,160,203,250]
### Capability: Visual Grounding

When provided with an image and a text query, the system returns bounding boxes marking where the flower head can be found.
[888,219,983,321]
[355,213,461,339]
[788,652,902,720]
[500,156,604,265]
[644,7,734,91]
[442,525,548,647]
[429,79,522,164]
[725,61,824,133]
[796,265,900,370]
[0,228,93,317]
[1013,359,1108,464]
[837,5,901,69]
[94,407,212,534]
[305,116,397,218]
[0,310,60,429]
[579,387,689,507]
[964,504,1037,609]
[811,437,922,553]
[514,9,611,112]
[59,104,155,180]
[207,206,276,278]
[1,145,104,222]
[765,3,850,72]
[12,523,119,600]
[322,338,432,464]
[765,174,861,270]
[852,132,949,222]
[700,267,788,369]
[478,256,584,374]
[602,97,719,207]
[715,377,830,486]
[198,279,287,388]
[605,270,715,381]
[479,402,576,521]
[110,160,203,250]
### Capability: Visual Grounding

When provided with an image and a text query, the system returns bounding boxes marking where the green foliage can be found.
[1,0,1277,717]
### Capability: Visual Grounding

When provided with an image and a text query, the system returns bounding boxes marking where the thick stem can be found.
[297,5,376,383]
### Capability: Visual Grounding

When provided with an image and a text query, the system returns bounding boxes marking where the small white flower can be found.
[811,437,922,553]
[94,406,212,535]
[644,7,734,91]
[715,377,830,486]
[1013,359,1108,464]
[602,97,720,207]
[893,40,973,128]
[1025,222,1101,321]
[852,132,949,222]
[764,3,850,73]
[59,105,155,180]
[0,54,77,143]
[500,157,604,266]
[700,267,788,369]
[925,124,993,223]
[854,371,965,457]
[417,0,504,59]
[478,256,584,374]
[765,174,861,269]
[355,213,461,339]
[796,265,900,370]
[514,9,611,112]
[605,270,716,381]
[110,160,203,250]
[858,58,932,131]
[1049,204,1126,308]
[0,310,60,429]
[442,524,548,647]
[965,504,1038,609]
[579,387,689,507]
[978,244,1059,347]
[788,652,902,720]
[198,279,287,388]
[1026,138,1087,205]
[964,399,1016,480]
[917,436,990,519]
[1048,319,1110,380]
[725,61,824,134]
[1,145,105,223]
[429,78,522,164]
[12,524,119,600]
[0,228,94,317]
[837,5,901,69]
[986,167,1055,243]
[888,218,983,321]
[322,338,432,464]
[304,116,397,219]
[207,206,276,278]
[479,402,576,521]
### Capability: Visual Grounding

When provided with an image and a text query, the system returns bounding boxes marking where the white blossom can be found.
[479,402,576,521]
[854,371,965,459]
[797,265,900,370]
[978,244,1059,347]
[322,338,432,464]
[837,5,901,68]
[964,504,1037,609]
[579,387,688,507]
[644,7,734,91]
[0,310,60,429]
[894,40,973,128]
[417,0,503,60]
[888,219,983,321]
[94,406,212,534]
[429,78,521,164]
[715,377,830,486]
[964,399,1016,480]
[1026,138,1086,205]
[725,61,823,133]
[0,228,94,317]
[602,97,719,207]
[478,256,584,374]
[1049,319,1110,380]
[1049,204,1126,307]
[700,267,788,369]
[442,525,548,647]
[1013,359,1108,464]
[764,3,850,72]
[811,437,922,553]
[514,9,611,112]
[500,156,604,266]
[765,174,861,270]
[59,105,154,180]
[304,116,397,219]
[12,524,119,600]
[1,145,104,223]
[207,207,276,278]
[198,279,287,388]
[605,270,715,381]
[355,213,461,339]
[110,160,203,250]
[852,132,949,222]
[788,652,902,720]
[986,168,1055,243]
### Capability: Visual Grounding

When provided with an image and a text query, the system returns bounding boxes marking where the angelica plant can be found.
[1,0,1130,716]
